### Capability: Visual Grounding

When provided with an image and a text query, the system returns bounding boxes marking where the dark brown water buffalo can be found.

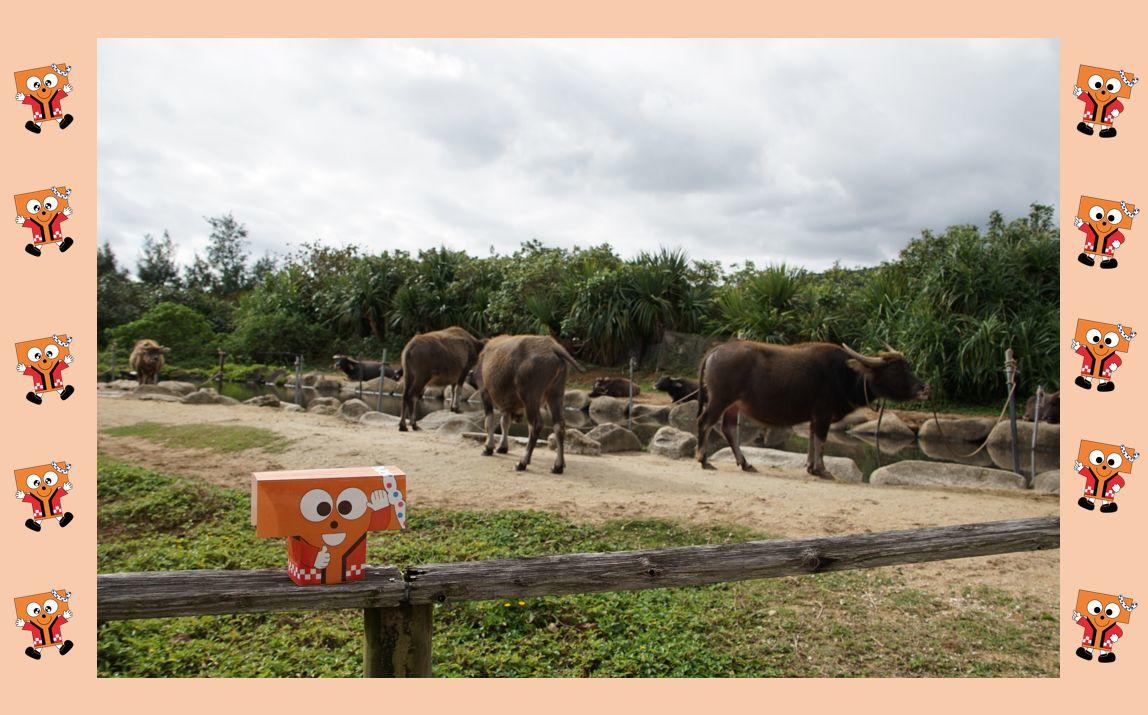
[588,377,640,398]
[398,327,484,430]
[1023,390,1060,424]
[129,339,170,385]
[654,375,699,403]
[332,355,402,382]
[470,335,584,474]
[697,341,929,477]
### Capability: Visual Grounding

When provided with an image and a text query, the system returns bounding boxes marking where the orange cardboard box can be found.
[13,460,74,530]
[1076,195,1135,258]
[14,334,76,402]
[1076,65,1136,127]
[14,589,74,658]
[1073,589,1136,661]
[252,466,407,586]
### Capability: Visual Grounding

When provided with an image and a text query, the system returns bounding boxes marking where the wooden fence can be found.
[98,515,1059,677]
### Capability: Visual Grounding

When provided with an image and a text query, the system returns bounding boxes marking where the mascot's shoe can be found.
[1078,252,1096,266]
[26,391,43,405]
[25,243,41,257]
[59,640,73,656]
[1097,381,1115,393]
[1075,376,1092,390]
[24,120,41,134]
[1077,122,1094,135]
[24,518,42,532]
[1100,502,1118,514]
[25,647,41,660]
[59,511,74,527]
[59,114,73,130]
[1099,126,1117,139]
[1100,257,1118,270]
[1098,651,1116,663]
[1076,647,1093,661]
[59,236,74,252]
[1078,497,1095,511]
[60,385,75,400]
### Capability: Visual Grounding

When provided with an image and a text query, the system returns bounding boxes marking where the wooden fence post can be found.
[363,603,434,677]
[377,349,388,412]
[1004,348,1020,475]
[294,354,303,406]
[1028,385,1042,489]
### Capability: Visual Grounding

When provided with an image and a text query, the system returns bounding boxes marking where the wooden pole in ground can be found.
[627,356,635,431]
[1029,385,1042,489]
[294,354,303,406]
[363,603,433,677]
[1005,348,1020,475]
[358,353,364,400]
[217,349,226,388]
[377,349,388,412]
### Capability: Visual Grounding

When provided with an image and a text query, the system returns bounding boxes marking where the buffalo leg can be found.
[398,385,412,431]
[517,406,542,471]
[696,399,727,470]
[548,390,566,474]
[498,413,512,454]
[450,377,463,413]
[721,407,755,472]
[481,395,496,456]
[807,419,831,478]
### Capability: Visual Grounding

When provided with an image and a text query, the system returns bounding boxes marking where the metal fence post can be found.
[1029,385,1042,489]
[358,353,364,400]
[363,603,433,677]
[627,356,635,430]
[1005,348,1020,475]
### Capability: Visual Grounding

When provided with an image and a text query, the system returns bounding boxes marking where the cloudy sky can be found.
[98,38,1057,272]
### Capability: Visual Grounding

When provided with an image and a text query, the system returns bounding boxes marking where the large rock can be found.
[1033,470,1059,494]
[156,380,198,396]
[918,416,998,442]
[360,411,400,427]
[830,408,880,432]
[363,376,402,394]
[711,446,863,483]
[987,420,1060,453]
[133,383,179,397]
[589,396,628,423]
[281,402,305,413]
[547,428,602,456]
[135,393,183,403]
[630,404,670,422]
[217,395,240,406]
[307,396,341,410]
[648,426,697,459]
[869,461,1026,490]
[849,412,916,439]
[916,436,996,468]
[181,388,223,405]
[461,431,532,447]
[309,404,337,416]
[106,379,140,391]
[762,425,790,448]
[244,394,281,408]
[668,401,699,431]
[337,398,371,421]
[432,413,483,435]
[585,423,642,453]
[443,383,477,404]
[564,390,592,411]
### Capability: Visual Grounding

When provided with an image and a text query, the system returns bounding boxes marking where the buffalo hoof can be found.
[481,447,494,457]
[398,424,409,432]
[740,463,757,473]
[496,445,509,455]
[700,461,716,471]
[1098,651,1116,663]
[515,462,528,472]
[410,423,421,431]
[1076,647,1093,661]
[1076,122,1094,136]
[551,464,564,475]
[807,467,832,480]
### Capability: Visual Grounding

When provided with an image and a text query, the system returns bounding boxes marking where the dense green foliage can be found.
[97,458,1056,677]
[98,205,1058,402]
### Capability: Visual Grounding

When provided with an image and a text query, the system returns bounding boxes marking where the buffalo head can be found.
[842,344,930,402]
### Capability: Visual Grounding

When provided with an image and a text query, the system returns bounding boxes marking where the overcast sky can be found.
[98,38,1058,272]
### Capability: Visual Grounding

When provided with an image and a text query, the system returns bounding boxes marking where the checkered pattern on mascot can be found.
[1074,65,1137,138]
[1071,319,1135,393]
[14,186,74,257]
[13,63,74,134]
[13,589,73,660]
[1074,590,1136,663]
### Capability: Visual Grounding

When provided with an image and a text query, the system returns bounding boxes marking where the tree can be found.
[136,230,180,288]
[97,241,121,277]
[205,213,250,295]
[106,302,218,364]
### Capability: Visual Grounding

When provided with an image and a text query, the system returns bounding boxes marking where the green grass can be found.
[96,458,1056,678]
[103,422,290,454]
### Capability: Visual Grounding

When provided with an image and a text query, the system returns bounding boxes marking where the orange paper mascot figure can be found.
[14,589,73,660]
[15,335,75,405]
[253,466,407,586]
[1074,441,1136,514]
[13,63,73,134]
[15,186,74,257]
[1074,65,1137,138]
[14,461,73,531]
[1072,319,1135,393]
[1074,590,1136,663]
[1076,196,1137,270]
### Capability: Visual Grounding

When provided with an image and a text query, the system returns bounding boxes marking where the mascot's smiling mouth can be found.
[322,533,346,546]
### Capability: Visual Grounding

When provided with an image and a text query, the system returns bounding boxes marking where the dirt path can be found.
[98,396,1058,600]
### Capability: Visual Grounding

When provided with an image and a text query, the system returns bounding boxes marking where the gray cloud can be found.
[98,38,1058,272]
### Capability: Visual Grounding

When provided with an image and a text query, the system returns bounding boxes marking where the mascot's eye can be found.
[42,73,58,89]
[299,489,334,522]
[336,488,368,519]
[1088,599,1103,615]
[1089,449,1105,465]
[1088,74,1104,90]
[27,347,43,361]
[1105,603,1120,618]
[26,199,41,214]
[1107,210,1122,225]
[26,474,41,489]
[44,345,59,359]
[25,76,41,92]
[43,197,58,212]
[1086,329,1102,344]
[1106,78,1121,93]
[1103,332,1120,347]
[1107,453,1123,470]
[43,599,58,614]
[26,602,41,618]
[43,471,58,486]
[1090,206,1105,222]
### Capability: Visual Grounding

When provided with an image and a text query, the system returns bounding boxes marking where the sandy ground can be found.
[97,396,1058,600]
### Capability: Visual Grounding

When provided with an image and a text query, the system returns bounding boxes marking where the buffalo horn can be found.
[842,344,886,368]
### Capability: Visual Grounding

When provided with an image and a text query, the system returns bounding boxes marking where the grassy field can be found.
[97,454,1055,678]
[103,422,292,453]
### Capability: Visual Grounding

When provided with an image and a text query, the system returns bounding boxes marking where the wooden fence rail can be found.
[98,516,1058,677]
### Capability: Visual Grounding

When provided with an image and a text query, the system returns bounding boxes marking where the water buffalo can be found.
[697,341,929,478]
[588,377,640,398]
[470,335,584,474]
[1023,390,1060,424]
[654,375,699,403]
[332,355,402,382]
[129,339,170,385]
[398,326,485,431]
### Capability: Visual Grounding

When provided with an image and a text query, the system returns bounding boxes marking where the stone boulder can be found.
[281,402,305,413]
[181,388,223,405]
[564,390,592,411]
[830,408,880,432]
[307,396,341,411]
[585,423,642,453]
[869,460,1026,490]
[133,383,179,398]
[106,379,140,391]
[416,409,480,433]
[711,446,863,483]
[135,393,183,403]
[363,376,402,394]
[217,395,240,406]
[1033,470,1059,494]
[309,404,337,416]
[244,394,281,408]
[443,383,478,405]
[849,412,916,439]
[648,426,697,459]
[987,420,1060,453]
[547,428,602,456]
[589,396,628,423]
[668,401,699,431]
[360,411,400,427]
[156,380,198,396]
[630,404,670,422]
[918,416,998,443]
[338,398,371,421]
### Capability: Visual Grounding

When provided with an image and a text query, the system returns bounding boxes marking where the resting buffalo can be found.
[697,341,929,478]
[129,339,170,385]
[588,377,640,398]
[1023,390,1060,424]
[332,355,402,382]
[398,326,485,431]
[470,335,584,474]
[654,375,699,403]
